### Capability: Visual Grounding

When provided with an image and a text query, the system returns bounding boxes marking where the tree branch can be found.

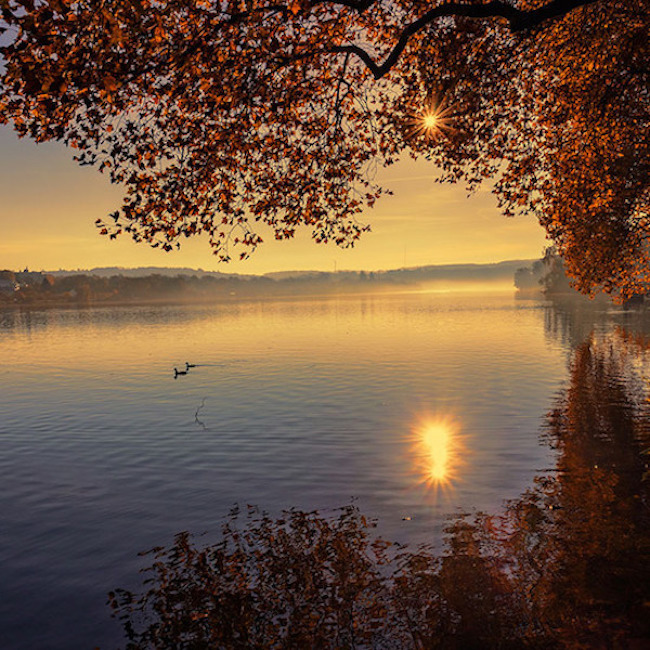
[333,51,351,130]
[331,0,601,78]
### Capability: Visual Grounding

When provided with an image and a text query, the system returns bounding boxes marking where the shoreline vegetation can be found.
[0,260,532,308]
[514,248,647,307]
[3,253,641,309]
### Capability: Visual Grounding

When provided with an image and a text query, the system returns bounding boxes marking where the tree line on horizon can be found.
[0,262,527,305]
[514,248,574,296]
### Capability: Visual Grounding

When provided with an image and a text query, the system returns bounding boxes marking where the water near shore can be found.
[1,290,648,648]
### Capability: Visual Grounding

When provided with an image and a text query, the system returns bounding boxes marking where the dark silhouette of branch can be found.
[333,52,351,130]
[175,0,601,79]
[330,0,600,78]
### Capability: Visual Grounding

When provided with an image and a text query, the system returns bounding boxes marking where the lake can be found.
[1,290,649,648]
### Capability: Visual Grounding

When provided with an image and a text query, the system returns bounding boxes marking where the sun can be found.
[406,96,455,141]
[422,113,440,130]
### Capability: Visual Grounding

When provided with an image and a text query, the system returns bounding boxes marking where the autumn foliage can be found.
[0,0,648,296]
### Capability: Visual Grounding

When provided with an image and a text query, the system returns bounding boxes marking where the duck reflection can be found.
[110,331,650,648]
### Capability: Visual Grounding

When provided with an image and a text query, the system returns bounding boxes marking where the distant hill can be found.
[2,260,535,307]
[46,260,535,284]
[47,266,243,279]
[377,260,535,283]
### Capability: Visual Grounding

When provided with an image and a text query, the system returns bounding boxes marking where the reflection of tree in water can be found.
[499,331,650,647]
[111,333,650,648]
[542,293,650,352]
[542,294,611,349]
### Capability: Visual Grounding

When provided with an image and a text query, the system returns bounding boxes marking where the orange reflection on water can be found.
[411,415,465,492]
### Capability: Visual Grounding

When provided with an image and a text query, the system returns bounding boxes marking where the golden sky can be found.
[0,125,548,273]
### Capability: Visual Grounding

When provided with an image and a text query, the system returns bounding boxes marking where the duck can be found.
[185,362,197,370]
[174,367,188,378]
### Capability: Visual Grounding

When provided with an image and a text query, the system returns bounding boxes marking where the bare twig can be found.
[194,397,208,430]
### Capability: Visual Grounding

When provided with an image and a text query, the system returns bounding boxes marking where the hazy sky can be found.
[0,125,548,273]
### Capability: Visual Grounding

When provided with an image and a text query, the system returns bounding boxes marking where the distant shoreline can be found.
[39,260,536,280]
[1,261,528,309]
[0,282,519,311]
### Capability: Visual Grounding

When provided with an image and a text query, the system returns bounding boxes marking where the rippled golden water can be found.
[0,291,621,648]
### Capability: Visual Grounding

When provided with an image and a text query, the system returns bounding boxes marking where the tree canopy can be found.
[0,0,648,297]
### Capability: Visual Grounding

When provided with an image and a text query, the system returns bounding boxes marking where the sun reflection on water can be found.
[411,415,465,494]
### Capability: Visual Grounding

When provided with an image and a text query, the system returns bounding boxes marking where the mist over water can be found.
[0,289,647,648]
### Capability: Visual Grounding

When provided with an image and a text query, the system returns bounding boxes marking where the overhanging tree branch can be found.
[330,0,601,78]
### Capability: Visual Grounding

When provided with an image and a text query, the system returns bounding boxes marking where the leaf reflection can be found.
[110,331,650,648]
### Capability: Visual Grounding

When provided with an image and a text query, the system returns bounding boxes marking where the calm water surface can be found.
[0,290,646,648]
